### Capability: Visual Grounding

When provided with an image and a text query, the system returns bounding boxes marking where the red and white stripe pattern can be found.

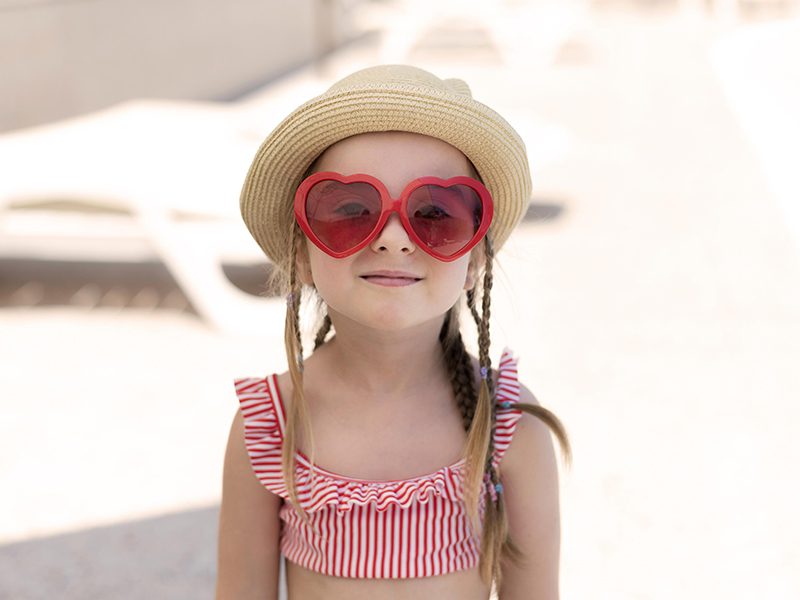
[492,350,522,470]
[234,348,523,578]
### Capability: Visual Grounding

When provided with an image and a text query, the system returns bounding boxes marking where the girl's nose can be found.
[370,213,416,256]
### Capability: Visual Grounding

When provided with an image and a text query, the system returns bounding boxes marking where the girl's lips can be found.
[361,275,421,287]
[359,271,423,287]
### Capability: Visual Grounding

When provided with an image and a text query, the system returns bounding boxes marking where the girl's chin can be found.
[327,307,448,334]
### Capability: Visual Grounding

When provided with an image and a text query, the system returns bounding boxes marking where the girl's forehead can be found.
[314,131,473,180]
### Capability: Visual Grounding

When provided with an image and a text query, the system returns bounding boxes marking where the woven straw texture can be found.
[240,65,531,265]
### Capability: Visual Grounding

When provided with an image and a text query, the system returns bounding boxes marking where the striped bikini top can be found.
[234,348,523,579]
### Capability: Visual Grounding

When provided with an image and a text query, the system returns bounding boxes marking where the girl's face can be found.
[297,131,481,332]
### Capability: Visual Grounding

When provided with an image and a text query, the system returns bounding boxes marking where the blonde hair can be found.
[270,220,571,588]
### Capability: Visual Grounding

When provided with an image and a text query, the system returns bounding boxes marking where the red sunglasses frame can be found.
[293,171,494,262]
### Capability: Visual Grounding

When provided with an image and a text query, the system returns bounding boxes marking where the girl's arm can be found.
[497,384,562,600]
[216,409,282,600]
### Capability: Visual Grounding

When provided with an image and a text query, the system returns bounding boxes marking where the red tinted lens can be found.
[305,180,382,253]
[406,184,483,256]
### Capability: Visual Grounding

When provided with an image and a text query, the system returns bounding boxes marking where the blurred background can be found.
[1,0,799,598]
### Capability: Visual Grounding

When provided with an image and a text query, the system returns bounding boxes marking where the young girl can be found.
[216,65,571,600]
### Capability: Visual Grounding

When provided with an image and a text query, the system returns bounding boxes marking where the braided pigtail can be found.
[461,236,494,527]
[466,288,481,327]
[282,224,315,525]
[313,313,333,350]
[441,291,504,586]
[439,304,478,430]
[463,235,507,585]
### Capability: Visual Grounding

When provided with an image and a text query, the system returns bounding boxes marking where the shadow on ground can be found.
[0,505,219,600]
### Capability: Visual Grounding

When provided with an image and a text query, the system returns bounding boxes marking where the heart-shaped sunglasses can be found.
[293,172,494,262]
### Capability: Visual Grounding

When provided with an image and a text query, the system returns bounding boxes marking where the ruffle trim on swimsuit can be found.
[290,454,467,514]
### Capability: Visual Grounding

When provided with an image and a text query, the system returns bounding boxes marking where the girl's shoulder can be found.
[235,368,301,416]
[232,372,291,499]
[497,381,561,483]
[234,371,287,443]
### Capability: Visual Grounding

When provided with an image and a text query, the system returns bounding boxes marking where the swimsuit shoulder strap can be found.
[492,348,524,468]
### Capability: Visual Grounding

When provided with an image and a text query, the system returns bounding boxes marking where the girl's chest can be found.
[305,397,468,482]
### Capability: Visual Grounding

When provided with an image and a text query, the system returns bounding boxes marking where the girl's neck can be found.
[319,313,447,398]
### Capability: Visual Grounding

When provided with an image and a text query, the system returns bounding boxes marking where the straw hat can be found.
[240,64,531,265]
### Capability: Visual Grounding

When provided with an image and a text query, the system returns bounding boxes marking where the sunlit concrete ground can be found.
[2,3,799,599]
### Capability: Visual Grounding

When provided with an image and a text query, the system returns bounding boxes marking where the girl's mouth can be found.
[359,270,423,287]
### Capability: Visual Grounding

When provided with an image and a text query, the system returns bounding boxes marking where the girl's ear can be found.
[296,237,314,286]
[464,245,484,291]
[464,262,477,291]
